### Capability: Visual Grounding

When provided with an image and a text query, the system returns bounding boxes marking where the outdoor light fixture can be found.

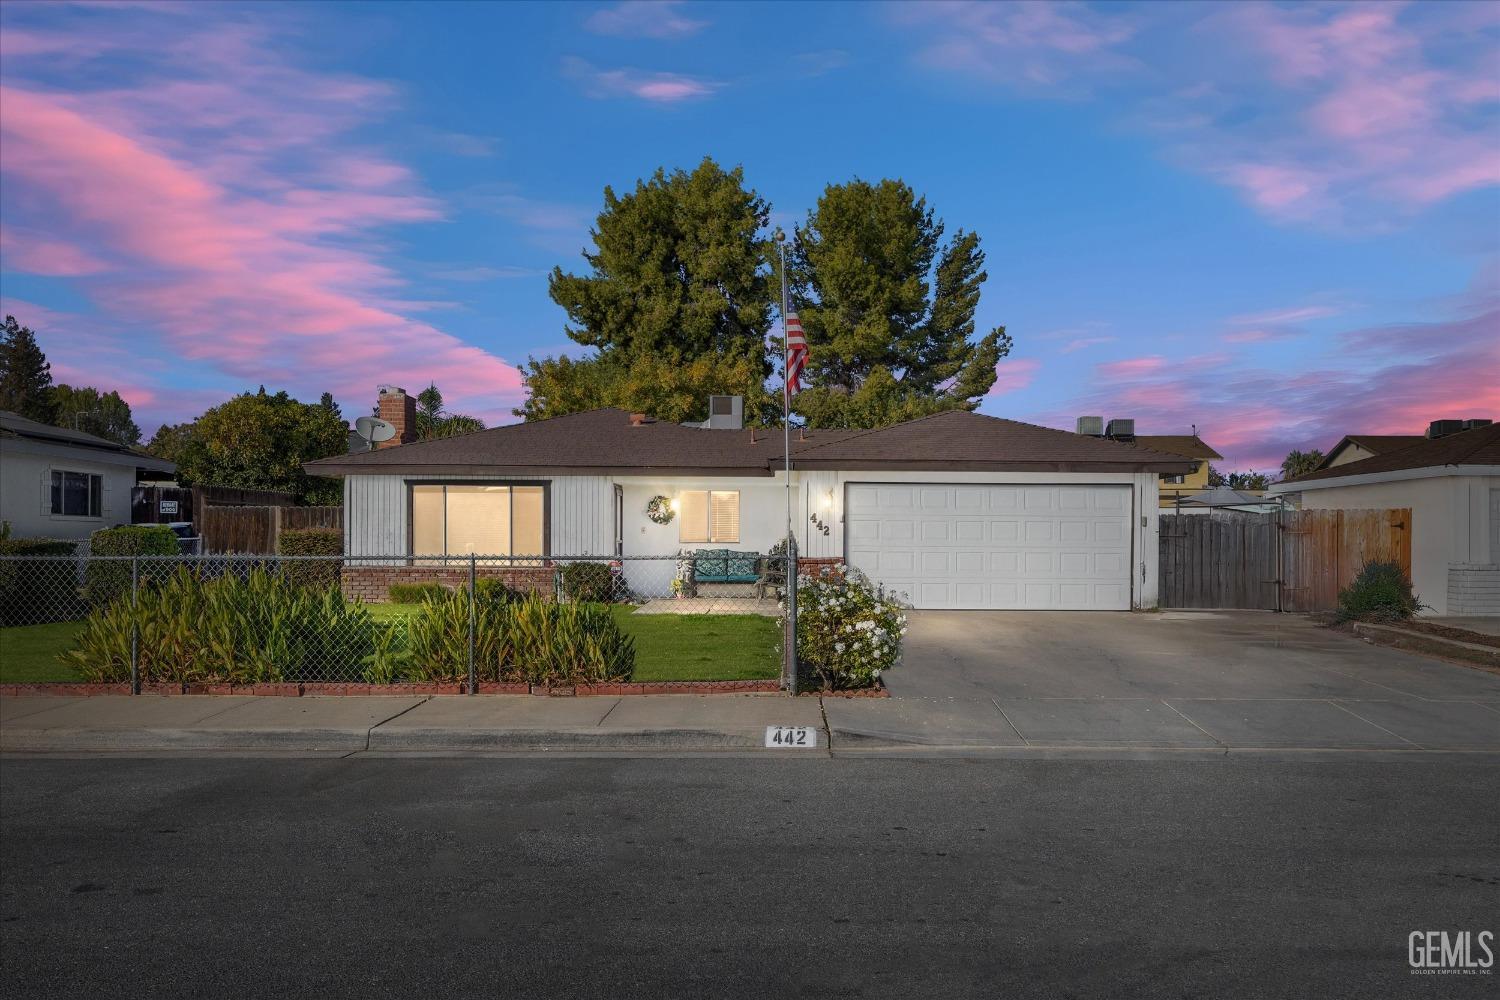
[670,497,681,512]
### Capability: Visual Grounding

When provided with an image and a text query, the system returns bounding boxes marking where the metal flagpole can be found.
[775,230,797,693]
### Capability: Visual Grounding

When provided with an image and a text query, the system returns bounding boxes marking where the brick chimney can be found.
[377,386,417,448]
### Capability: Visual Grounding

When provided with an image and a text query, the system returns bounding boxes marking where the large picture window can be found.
[51,470,102,518]
[678,490,739,544]
[410,484,546,563]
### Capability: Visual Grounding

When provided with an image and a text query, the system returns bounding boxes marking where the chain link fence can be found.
[0,548,798,691]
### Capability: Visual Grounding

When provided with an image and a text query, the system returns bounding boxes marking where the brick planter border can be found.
[1,679,792,697]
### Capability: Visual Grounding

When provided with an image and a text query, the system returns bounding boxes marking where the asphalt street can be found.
[2,755,1497,999]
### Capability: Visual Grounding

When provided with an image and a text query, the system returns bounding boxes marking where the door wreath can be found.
[646,495,675,525]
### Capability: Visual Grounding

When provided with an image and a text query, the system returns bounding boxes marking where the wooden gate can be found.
[1159,508,1410,612]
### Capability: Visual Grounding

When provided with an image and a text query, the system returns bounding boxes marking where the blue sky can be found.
[0,0,1496,468]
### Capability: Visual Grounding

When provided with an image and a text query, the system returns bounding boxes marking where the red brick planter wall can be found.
[797,557,842,578]
[342,564,555,603]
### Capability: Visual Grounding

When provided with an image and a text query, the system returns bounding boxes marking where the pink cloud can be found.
[561,56,719,103]
[0,20,524,428]
[989,357,1040,394]
[583,1,707,40]
[0,226,110,276]
[1059,336,1115,354]
[1044,307,1500,468]
[898,1,1499,227]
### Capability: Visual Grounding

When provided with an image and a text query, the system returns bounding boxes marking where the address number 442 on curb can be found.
[765,726,818,748]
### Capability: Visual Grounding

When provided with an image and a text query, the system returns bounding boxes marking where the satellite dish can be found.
[354,415,397,450]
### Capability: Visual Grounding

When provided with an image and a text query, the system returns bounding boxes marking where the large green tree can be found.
[519,157,775,422]
[788,179,1011,428]
[50,384,141,447]
[154,388,349,504]
[0,315,58,423]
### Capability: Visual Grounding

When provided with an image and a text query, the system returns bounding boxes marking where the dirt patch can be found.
[1393,621,1500,650]
[1343,624,1500,676]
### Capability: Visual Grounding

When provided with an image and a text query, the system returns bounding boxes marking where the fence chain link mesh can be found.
[0,552,794,690]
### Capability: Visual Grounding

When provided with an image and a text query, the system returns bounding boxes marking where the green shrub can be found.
[277,528,342,589]
[475,577,517,603]
[389,582,448,604]
[83,525,179,608]
[0,530,80,625]
[560,561,615,603]
[63,566,377,684]
[405,588,633,685]
[788,567,906,691]
[1337,560,1424,623]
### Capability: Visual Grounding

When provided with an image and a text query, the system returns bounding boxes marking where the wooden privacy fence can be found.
[1159,508,1410,612]
[199,506,343,554]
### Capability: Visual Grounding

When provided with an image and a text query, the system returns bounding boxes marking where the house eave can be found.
[1269,464,1500,493]
[790,459,1196,474]
[305,462,777,478]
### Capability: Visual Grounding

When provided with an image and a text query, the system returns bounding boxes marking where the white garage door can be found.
[844,483,1133,610]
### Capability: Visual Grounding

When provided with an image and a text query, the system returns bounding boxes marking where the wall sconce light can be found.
[669,497,681,512]
[822,489,835,509]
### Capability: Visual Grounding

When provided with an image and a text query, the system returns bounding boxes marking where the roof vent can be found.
[628,412,650,427]
[705,394,743,430]
[1106,418,1135,441]
[1427,419,1465,439]
[1075,415,1104,436]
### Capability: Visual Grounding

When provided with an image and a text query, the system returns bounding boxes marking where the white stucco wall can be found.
[0,442,135,541]
[342,468,1165,608]
[1293,474,1500,615]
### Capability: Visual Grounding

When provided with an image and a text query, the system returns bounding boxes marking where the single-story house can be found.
[1270,420,1499,616]
[1316,433,1426,470]
[305,390,1195,610]
[0,410,176,542]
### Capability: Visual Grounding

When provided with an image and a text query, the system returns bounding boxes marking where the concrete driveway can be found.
[824,611,1500,752]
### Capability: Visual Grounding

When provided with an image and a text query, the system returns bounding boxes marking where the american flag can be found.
[785,312,808,396]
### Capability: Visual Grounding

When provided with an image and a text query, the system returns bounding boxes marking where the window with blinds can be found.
[678,490,739,544]
[410,484,546,563]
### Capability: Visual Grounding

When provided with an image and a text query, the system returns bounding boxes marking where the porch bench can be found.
[689,548,771,599]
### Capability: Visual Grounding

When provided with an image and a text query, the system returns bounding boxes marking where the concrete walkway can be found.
[0,694,824,754]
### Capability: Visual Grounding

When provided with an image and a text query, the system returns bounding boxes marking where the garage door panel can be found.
[845,483,1132,611]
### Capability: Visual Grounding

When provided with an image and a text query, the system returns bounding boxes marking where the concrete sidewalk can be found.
[0,694,825,754]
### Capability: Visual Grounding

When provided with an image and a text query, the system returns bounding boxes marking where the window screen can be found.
[677,490,739,544]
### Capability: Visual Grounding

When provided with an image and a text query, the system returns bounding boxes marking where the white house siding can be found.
[344,469,1164,608]
[0,443,134,541]
[1295,474,1500,616]
[344,474,614,562]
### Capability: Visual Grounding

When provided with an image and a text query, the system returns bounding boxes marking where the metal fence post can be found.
[467,554,477,695]
[129,555,140,695]
[784,536,798,694]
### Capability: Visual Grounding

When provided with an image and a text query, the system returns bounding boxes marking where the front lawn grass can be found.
[368,603,778,681]
[0,621,84,683]
[1,604,780,686]
[609,606,779,681]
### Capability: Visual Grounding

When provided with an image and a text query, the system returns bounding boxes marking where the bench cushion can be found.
[726,552,758,578]
[695,549,728,578]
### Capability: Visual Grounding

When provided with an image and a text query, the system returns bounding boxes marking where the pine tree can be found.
[788,179,1011,428]
[0,316,58,423]
[520,157,775,422]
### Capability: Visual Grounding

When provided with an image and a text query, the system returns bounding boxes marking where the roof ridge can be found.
[779,409,968,462]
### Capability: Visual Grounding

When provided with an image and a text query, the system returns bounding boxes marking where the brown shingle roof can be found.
[306,407,1195,476]
[790,411,1196,471]
[1281,423,1500,485]
[1133,434,1223,461]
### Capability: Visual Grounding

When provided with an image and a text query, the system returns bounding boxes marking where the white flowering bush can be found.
[784,565,907,690]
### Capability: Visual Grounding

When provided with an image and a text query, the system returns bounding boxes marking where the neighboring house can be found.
[1169,485,1283,515]
[1270,420,1500,616]
[1316,434,1426,470]
[0,410,176,542]
[305,391,1194,611]
[1132,434,1224,509]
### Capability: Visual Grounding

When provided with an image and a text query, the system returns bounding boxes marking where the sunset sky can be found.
[1,0,1496,470]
